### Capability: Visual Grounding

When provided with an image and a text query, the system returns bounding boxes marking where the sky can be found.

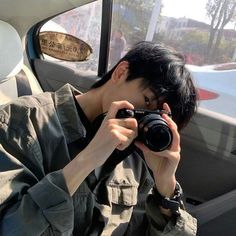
[161,0,235,29]
[161,0,209,22]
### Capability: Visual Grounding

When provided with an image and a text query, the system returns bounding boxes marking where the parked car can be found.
[187,64,236,118]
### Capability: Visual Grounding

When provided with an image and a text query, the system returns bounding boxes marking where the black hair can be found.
[92,41,198,130]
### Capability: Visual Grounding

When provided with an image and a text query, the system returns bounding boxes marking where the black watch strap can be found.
[153,182,183,216]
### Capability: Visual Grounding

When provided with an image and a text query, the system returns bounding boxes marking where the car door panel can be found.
[178,107,236,201]
[177,107,236,235]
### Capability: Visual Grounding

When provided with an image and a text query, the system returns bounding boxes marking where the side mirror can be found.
[39,31,92,61]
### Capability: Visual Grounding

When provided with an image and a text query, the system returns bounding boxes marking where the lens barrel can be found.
[138,114,172,152]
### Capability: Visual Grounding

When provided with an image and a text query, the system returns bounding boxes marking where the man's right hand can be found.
[63,100,137,196]
[85,100,138,168]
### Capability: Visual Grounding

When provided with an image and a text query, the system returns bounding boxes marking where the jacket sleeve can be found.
[0,98,75,236]
[0,145,74,236]
[145,189,197,236]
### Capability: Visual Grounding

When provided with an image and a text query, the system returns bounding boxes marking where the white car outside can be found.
[187,64,236,118]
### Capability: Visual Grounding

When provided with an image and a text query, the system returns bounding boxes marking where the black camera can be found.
[116,108,173,152]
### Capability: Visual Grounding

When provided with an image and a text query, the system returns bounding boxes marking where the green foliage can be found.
[205,0,236,62]
[111,0,236,65]
[111,0,156,44]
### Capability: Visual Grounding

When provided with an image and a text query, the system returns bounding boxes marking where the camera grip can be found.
[116,108,135,119]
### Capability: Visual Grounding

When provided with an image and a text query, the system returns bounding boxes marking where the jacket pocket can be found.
[107,183,138,206]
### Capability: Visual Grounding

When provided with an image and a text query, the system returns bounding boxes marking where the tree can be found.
[206,0,236,62]
[111,0,156,44]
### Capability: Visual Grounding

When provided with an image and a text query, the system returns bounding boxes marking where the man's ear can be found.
[111,61,129,83]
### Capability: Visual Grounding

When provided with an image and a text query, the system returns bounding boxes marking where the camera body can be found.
[116,108,173,152]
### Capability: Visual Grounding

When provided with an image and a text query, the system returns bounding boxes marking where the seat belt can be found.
[15,69,32,96]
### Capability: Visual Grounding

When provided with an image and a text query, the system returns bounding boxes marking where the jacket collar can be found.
[54,83,86,143]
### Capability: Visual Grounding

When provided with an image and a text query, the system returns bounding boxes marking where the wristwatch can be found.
[153,181,183,216]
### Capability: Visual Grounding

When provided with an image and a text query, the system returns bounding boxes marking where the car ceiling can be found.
[0,0,94,38]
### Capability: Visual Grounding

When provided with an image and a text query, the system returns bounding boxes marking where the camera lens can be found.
[138,114,172,152]
[144,121,172,151]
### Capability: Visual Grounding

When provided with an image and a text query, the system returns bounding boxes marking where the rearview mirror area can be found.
[39,31,93,61]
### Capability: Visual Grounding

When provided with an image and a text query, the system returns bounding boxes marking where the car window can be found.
[40,0,102,74]
[37,0,235,118]
[109,0,236,118]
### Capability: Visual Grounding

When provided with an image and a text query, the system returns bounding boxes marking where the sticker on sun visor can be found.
[39,31,92,61]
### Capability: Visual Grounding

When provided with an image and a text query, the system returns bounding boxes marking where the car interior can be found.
[0,20,42,105]
[178,108,236,235]
[0,0,236,235]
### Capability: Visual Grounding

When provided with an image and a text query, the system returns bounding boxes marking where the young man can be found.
[0,42,197,235]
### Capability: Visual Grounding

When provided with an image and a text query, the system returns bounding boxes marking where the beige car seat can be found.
[0,20,43,105]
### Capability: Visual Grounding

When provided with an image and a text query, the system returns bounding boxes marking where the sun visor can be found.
[67,0,94,7]
[0,20,23,82]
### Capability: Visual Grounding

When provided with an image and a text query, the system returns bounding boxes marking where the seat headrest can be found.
[0,20,23,82]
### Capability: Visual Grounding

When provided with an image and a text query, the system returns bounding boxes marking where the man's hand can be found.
[63,100,138,196]
[84,100,138,168]
[135,103,180,201]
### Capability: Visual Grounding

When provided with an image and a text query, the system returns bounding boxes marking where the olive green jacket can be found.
[0,84,197,236]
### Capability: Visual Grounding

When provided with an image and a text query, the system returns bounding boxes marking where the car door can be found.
[177,107,236,235]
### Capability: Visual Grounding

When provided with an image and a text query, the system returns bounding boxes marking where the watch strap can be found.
[153,181,183,216]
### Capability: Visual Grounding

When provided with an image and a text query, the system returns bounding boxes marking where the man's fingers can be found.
[117,118,138,130]
[105,101,134,120]
[114,127,137,150]
[162,114,178,130]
